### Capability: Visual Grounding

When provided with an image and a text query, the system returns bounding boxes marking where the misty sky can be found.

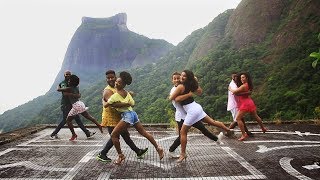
[0,0,241,114]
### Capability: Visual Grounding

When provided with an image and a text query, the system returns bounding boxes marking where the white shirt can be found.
[227,80,238,111]
[170,86,187,121]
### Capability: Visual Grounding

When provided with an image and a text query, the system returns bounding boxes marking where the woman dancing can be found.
[170,70,233,163]
[228,72,267,141]
[106,71,164,164]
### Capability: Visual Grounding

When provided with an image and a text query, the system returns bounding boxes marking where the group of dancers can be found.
[50,69,267,164]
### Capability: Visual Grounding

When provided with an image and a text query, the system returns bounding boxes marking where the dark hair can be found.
[119,71,132,85]
[235,73,242,87]
[69,74,79,87]
[172,71,181,77]
[105,70,115,76]
[239,72,253,90]
[182,70,198,92]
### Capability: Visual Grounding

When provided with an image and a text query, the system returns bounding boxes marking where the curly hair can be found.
[69,74,79,87]
[119,71,132,85]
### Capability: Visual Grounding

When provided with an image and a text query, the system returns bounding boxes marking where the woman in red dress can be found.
[229,72,267,141]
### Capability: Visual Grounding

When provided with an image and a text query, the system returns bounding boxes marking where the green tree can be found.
[310,33,320,68]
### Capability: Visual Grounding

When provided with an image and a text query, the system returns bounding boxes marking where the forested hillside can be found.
[35,0,320,125]
[1,0,319,133]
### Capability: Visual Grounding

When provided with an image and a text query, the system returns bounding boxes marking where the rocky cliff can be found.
[51,13,173,90]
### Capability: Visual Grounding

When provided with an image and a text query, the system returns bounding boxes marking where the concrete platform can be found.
[0,123,320,179]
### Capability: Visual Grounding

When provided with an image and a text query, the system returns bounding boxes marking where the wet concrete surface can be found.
[0,122,320,179]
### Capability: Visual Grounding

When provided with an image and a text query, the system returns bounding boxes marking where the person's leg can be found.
[81,111,103,133]
[101,127,114,154]
[73,114,93,137]
[230,109,253,137]
[236,111,248,141]
[51,105,68,137]
[120,129,140,153]
[134,122,164,160]
[229,121,237,129]
[177,124,191,163]
[202,115,233,137]
[111,121,129,164]
[192,121,218,141]
[242,119,254,136]
[251,111,267,132]
[169,120,183,153]
[66,116,77,140]
[229,108,238,129]
[97,127,115,162]
[120,129,148,157]
[202,115,230,132]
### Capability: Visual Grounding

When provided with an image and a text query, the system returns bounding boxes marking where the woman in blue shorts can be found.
[106,71,164,164]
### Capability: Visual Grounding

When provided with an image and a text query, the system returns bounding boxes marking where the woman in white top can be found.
[170,70,232,163]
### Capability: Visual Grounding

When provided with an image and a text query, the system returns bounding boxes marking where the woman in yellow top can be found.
[105,71,164,165]
[97,70,148,162]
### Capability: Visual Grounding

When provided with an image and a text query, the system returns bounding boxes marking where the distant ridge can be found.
[50,13,173,91]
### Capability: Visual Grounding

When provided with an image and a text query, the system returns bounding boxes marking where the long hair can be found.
[182,70,198,92]
[239,72,253,90]
[235,73,242,87]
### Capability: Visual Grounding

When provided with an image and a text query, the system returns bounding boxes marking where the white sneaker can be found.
[168,151,180,158]
[50,134,58,140]
[216,132,224,145]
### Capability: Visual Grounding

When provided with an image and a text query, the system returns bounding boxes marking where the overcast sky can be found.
[0,0,241,114]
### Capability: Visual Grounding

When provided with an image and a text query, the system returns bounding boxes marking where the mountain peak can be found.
[81,13,128,31]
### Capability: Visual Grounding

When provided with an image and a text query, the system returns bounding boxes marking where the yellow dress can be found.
[101,85,121,127]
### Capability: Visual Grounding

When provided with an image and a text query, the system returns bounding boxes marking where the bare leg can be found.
[81,111,103,133]
[111,120,129,164]
[177,124,191,163]
[66,116,76,136]
[250,111,267,132]
[134,122,164,159]
[66,116,78,140]
[229,121,237,129]
[236,111,248,141]
[202,115,230,132]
